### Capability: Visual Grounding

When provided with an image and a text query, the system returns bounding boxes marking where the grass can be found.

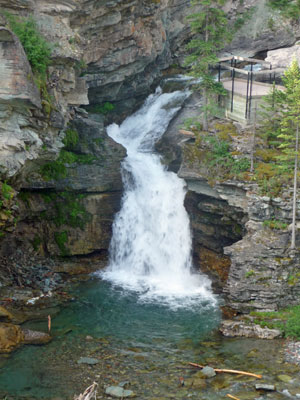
[5,13,51,77]
[263,219,288,230]
[54,231,69,256]
[250,305,300,339]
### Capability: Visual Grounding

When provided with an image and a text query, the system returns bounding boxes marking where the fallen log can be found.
[188,363,262,379]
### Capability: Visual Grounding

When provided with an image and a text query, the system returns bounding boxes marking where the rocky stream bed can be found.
[1,273,300,400]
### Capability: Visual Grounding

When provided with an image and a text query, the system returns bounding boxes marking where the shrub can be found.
[5,14,51,77]
[263,219,288,230]
[88,102,115,115]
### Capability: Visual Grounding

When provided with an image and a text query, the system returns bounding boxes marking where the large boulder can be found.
[0,323,24,353]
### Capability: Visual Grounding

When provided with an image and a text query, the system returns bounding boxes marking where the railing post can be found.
[231,69,235,113]
[245,71,250,119]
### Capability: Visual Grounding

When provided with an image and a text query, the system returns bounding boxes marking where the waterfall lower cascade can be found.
[99,87,215,308]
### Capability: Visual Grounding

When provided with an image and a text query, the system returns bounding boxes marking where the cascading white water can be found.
[99,87,215,308]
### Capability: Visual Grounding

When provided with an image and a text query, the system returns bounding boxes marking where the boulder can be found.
[0,323,24,353]
[220,320,282,339]
[22,329,52,345]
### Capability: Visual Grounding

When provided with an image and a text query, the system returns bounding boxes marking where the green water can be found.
[0,279,221,399]
[1,279,300,400]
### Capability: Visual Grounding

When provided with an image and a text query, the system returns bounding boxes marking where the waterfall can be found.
[99,87,215,308]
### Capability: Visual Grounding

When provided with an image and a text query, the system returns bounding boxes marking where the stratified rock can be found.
[255,384,276,391]
[266,44,300,69]
[77,357,99,365]
[220,320,282,340]
[22,329,52,345]
[105,386,135,398]
[0,322,24,353]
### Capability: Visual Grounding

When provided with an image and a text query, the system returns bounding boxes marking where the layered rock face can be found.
[158,91,300,312]
[0,0,194,259]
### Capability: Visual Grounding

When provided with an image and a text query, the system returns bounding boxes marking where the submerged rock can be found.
[201,366,216,378]
[105,386,135,398]
[255,384,276,391]
[220,320,282,339]
[77,357,99,365]
[22,329,52,345]
[0,322,24,353]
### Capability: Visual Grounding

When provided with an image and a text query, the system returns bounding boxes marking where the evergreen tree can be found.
[277,60,300,249]
[185,0,230,130]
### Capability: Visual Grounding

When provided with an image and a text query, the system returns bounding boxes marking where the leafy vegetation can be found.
[250,305,300,339]
[185,0,231,130]
[41,127,96,181]
[54,231,69,256]
[263,219,288,230]
[184,122,250,182]
[268,0,300,20]
[5,13,51,77]
[88,102,115,115]
[40,191,91,230]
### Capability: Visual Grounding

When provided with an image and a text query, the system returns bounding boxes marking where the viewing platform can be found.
[217,56,285,125]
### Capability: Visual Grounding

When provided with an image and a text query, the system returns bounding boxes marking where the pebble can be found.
[201,366,216,378]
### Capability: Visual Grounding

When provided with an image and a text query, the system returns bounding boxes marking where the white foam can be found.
[98,87,216,308]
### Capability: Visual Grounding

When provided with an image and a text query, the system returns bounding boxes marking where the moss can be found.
[249,305,300,339]
[263,219,288,230]
[245,270,255,278]
[40,191,91,230]
[1,182,13,201]
[62,128,79,150]
[54,231,69,256]
[31,235,42,251]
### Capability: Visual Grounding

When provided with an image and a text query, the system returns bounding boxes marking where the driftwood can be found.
[188,363,262,379]
[74,382,98,400]
[226,395,241,400]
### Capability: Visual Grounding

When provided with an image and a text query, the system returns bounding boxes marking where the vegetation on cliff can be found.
[185,0,231,130]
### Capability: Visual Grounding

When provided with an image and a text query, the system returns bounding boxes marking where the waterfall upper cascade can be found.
[99,87,215,308]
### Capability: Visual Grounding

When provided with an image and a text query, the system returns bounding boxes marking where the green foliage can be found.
[268,0,300,20]
[250,305,300,339]
[263,219,288,230]
[40,191,91,230]
[54,231,69,256]
[1,182,13,201]
[40,160,67,181]
[233,7,256,31]
[31,235,42,251]
[5,13,51,77]
[185,0,231,129]
[62,129,79,150]
[88,102,115,115]
[245,270,255,278]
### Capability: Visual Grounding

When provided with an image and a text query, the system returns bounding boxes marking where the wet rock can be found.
[201,366,216,378]
[77,357,99,365]
[0,322,24,353]
[22,329,52,345]
[191,378,207,389]
[105,386,135,398]
[85,335,93,341]
[0,306,13,321]
[255,384,276,391]
[220,320,282,339]
[277,374,292,383]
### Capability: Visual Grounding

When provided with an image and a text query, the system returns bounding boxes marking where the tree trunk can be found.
[202,11,209,132]
[291,122,299,249]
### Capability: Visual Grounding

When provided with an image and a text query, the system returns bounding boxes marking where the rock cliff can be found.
[1,0,300,309]
[158,91,300,312]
